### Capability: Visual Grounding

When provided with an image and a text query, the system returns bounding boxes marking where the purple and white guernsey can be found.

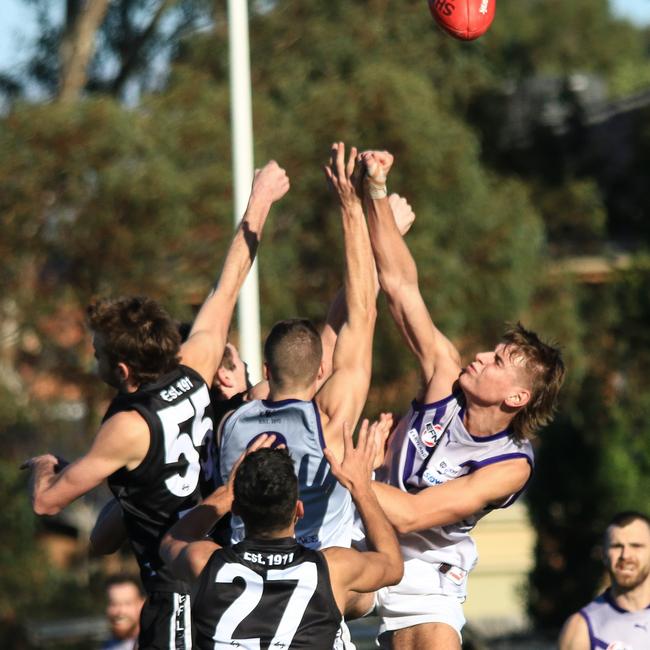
[375,391,534,583]
[580,590,650,650]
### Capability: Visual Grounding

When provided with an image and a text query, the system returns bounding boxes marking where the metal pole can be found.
[228,0,262,383]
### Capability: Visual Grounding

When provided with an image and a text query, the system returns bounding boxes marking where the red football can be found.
[428,0,496,41]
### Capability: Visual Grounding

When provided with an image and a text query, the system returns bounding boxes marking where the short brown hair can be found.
[502,322,566,441]
[264,319,322,391]
[87,296,181,386]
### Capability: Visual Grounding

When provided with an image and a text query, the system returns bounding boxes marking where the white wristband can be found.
[368,182,387,200]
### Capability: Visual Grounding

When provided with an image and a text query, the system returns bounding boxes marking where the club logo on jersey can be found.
[420,421,444,448]
[246,431,288,450]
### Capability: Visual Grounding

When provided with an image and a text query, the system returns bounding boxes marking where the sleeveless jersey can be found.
[219,399,354,549]
[580,589,650,649]
[192,537,342,650]
[105,365,215,592]
[375,391,534,574]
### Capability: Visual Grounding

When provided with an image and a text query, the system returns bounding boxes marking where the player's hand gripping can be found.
[359,150,394,199]
[250,160,290,206]
[324,419,377,495]
[324,142,363,213]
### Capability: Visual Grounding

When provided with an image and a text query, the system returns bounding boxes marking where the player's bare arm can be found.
[317,143,378,458]
[371,456,531,534]
[160,434,277,583]
[89,498,127,555]
[181,160,290,384]
[323,420,403,613]
[558,613,590,650]
[362,150,461,402]
[319,194,415,388]
[23,410,149,516]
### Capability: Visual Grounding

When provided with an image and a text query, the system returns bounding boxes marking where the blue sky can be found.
[1,0,650,72]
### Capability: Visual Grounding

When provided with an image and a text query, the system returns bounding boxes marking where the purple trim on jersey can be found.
[312,399,326,450]
[402,394,458,486]
[461,453,533,509]
[461,452,532,473]
[261,398,304,408]
[415,408,452,481]
[411,393,458,412]
[579,609,606,649]
[601,588,646,614]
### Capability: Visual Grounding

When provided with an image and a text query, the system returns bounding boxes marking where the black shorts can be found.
[139,591,192,650]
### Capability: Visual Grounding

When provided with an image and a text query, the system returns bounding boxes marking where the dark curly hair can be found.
[87,296,181,386]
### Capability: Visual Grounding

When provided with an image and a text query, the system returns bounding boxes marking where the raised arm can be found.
[362,151,461,400]
[323,420,403,613]
[316,143,377,451]
[181,161,290,384]
[319,194,415,387]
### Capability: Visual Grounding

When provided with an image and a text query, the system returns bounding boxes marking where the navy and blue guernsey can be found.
[219,399,354,550]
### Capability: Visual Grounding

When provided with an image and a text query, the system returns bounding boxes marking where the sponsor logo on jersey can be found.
[434,457,462,478]
[408,427,430,460]
[607,643,632,650]
[422,469,444,486]
[442,565,467,586]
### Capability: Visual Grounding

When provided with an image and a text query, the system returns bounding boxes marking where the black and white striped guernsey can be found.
[192,537,342,650]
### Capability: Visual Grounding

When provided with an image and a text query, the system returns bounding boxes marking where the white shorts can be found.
[375,558,466,642]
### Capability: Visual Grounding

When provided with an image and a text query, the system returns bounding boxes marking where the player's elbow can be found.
[394,511,421,535]
[33,495,62,517]
[383,555,404,586]
[159,534,174,567]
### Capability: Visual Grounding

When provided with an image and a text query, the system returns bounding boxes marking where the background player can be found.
[102,574,145,650]
[356,149,566,649]
[21,160,290,649]
[218,142,377,552]
[160,421,403,650]
[559,511,650,650]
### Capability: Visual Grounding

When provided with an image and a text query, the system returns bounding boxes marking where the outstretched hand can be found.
[324,420,377,494]
[225,433,279,495]
[371,412,394,470]
[250,160,290,205]
[388,194,415,236]
[324,142,363,212]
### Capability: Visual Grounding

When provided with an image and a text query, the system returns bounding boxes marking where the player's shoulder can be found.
[558,610,589,650]
[98,408,150,447]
